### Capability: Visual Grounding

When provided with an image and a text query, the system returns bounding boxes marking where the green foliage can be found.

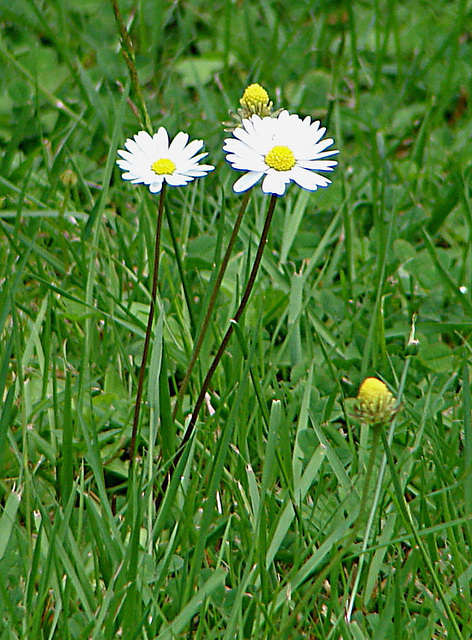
[1,0,472,638]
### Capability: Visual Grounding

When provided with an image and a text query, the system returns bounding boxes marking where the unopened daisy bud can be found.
[355,377,396,425]
[405,312,420,356]
[405,337,420,356]
[61,169,78,187]
[239,83,272,117]
[223,83,276,131]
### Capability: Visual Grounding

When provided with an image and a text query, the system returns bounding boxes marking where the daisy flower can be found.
[117,128,214,194]
[223,110,338,196]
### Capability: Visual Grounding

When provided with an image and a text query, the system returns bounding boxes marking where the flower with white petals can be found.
[117,129,214,194]
[223,110,338,196]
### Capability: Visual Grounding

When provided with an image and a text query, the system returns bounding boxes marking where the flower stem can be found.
[109,0,153,134]
[129,184,167,470]
[355,424,381,529]
[182,194,277,439]
[158,193,278,502]
[323,425,381,580]
[173,189,252,419]
[379,427,464,640]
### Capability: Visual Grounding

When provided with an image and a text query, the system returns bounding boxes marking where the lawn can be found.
[0,0,472,638]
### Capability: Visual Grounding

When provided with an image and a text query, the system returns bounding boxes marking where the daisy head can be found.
[223,110,338,196]
[117,129,214,194]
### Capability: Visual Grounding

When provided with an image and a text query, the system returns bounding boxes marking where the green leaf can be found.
[174,55,225,87]
[418,343,454,373]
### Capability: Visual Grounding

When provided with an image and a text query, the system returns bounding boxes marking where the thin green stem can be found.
[129,184,167,470]
[279,415,406,635]
[379,427,464,640]
[173,190,251,419]
[356,425,381,529]
[109,0,153,134]
[345,358,411,620]
[157,193,278,504]
[317,424,381,597]
[321,421,382,619]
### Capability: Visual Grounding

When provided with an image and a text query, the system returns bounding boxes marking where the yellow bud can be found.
[355,377,396,425]
[239,83,273,117]
[223,83,278,131]
[240,83,269,109]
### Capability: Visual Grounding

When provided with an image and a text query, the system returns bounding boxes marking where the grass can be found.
[1,0,472,638]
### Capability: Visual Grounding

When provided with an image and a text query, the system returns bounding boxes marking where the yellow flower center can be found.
[265,145,296,171]
[356,377,396,425]
[240,83,270,111]
[151,158,176,175]
[357,377,390,404]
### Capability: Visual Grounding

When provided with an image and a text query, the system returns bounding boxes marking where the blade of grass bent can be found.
[156,569,226,640]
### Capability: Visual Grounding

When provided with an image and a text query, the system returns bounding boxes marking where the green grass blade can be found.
[0,488,22,562]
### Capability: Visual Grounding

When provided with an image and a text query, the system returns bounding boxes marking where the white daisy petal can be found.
[119,171,136,181]
[153,128,170,154]
[291,166,331,191]
[312,138,336,155]
[225,153,266,172]
[179,138,204,160]
[223,110,338,194]
[117,149,136,163]
[233,171,264,193]
[165,174,191,186]
[149,179,164,193]
[307,148,339,160]
[123,138,141,156]
[262,172,289,196]
[117,128,214,193]
[299,159,338,171]
[168,131,190,155]
[223,138,251,154]
[136,131,156,157]
[193,162,215,172]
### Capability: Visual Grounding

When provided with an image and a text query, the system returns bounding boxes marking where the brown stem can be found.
[158,193,278,502]
[173,190,252,419]
[129,184,166,469]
